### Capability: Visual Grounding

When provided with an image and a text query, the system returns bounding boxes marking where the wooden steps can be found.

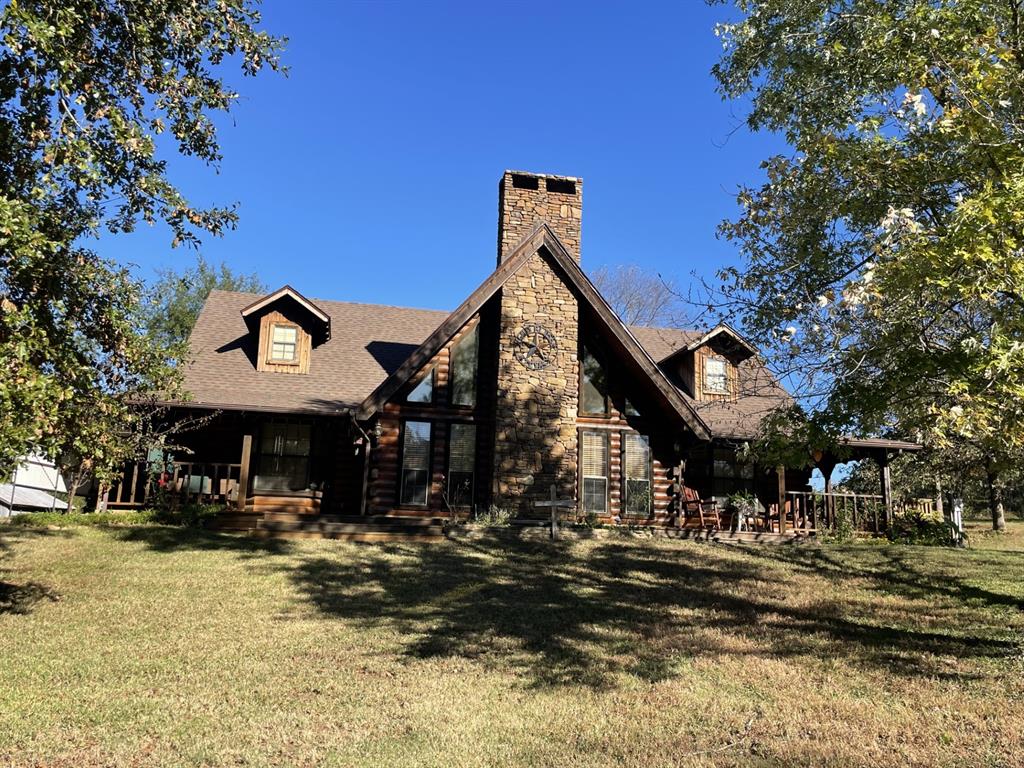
[255,515,445,542]
[206,511,263,533]
[207,505,446,541]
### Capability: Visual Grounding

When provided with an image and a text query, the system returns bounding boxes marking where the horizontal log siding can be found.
[576,414,678,525]
[326,423,363,515]
[369,316,488,516]
[576,329,685,526]
[609,430,622,514]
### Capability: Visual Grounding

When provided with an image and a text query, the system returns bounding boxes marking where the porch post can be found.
[878,450,892,531]
[815,456,837,530]
[776,465,787,534]
[237,433,253,511]
[359,432,372,517]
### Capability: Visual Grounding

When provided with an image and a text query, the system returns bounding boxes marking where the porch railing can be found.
[776,491,937,534]
[104,460,242,510]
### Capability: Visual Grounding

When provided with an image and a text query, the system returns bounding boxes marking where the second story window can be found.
[581,343,610,415]
[450,324,479,407]
[270,324,299,363]
[704,356,728,395]
[407,369,434,403]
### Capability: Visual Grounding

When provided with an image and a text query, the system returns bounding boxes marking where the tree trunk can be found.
[987,467,1006,532]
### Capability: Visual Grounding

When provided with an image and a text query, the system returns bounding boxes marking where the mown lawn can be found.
[1,521,1022,767]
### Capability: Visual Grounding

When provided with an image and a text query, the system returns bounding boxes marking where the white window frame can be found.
[704,356,729,394]
[623,433,652,517]
[269,323,299,364]
[581,431,609,516]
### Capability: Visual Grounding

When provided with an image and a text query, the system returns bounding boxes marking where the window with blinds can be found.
[450,325,479,407]
[581,431,608,514]
[624,433,652,516]
[704,356,729,394]
[269,324,298,362]
[401,421,432,505]
[447,423,476,507]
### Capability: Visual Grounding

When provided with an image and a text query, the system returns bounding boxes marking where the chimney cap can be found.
[503,169,582,183]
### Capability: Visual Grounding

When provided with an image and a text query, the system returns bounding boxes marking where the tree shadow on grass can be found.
[111,525,294,559]
[0,526,70,615]
[738,544,1024,613]
[282,535,1021,689]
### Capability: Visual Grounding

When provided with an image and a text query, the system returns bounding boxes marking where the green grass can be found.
[1,522,1022,767]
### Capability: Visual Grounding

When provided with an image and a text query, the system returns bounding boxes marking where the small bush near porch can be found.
[1,523,1022,767]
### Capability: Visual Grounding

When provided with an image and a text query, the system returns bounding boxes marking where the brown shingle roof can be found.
[630,325,792,439]
[179,288,791,438]
[181,290,449,414]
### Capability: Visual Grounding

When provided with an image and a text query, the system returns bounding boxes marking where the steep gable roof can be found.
[175,255,791,438]
[179,290,448,414]
[355,223,713,440]
[241,284,332,344]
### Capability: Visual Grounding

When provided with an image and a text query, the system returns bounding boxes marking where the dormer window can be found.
[269,324,299,363]
[242,286,329,376]
[705,356,728,394]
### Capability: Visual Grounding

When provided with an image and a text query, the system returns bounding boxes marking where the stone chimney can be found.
[497,170,582,265]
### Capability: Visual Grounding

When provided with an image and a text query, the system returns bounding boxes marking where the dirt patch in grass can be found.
[0,524,1021,767]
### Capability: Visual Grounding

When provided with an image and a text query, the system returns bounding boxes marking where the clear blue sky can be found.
[99,1,784,312]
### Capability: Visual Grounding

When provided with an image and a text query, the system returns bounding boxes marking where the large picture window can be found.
[704,356,728,394]
[400,421,432,505]
[450,325,479,407]
[447,423,476,507]
[624,433,652,516]
[255,422,311,492]
[581,431,608,515]
[581,344,610,415]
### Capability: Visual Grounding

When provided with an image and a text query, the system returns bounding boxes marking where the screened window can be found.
[581,431,608,515]
[407,370,434,403]
[447,423,476,507]
[400,421,432,505]
[269,324,298,362]
[705,357,728,394]
[255,422,311,491]
[581,344,609,415]
[450,325,479,407]
[624,433,652,516]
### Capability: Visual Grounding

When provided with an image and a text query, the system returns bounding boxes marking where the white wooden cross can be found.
[533,485,575,539]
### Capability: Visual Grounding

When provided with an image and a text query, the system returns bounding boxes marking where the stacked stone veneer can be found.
[497,171,582,264]
[492,251,580,515]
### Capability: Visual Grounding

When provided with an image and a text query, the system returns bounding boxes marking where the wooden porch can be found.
[757,491,938,536]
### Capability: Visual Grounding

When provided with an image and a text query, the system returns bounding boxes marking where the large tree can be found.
[144,256,265,351]
[710,0,1024,529]
[0,1,283,480]
[591,264,682,326]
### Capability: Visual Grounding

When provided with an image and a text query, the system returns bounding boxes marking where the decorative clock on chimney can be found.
[514,323,557,370]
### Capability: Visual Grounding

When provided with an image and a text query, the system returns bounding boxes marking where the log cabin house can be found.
[113,171,918,538]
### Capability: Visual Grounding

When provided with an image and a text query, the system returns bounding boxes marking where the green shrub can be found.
[887,510,954,547]
[5,504,223,530]
[473,506,514,527]
[6,510,162,528]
